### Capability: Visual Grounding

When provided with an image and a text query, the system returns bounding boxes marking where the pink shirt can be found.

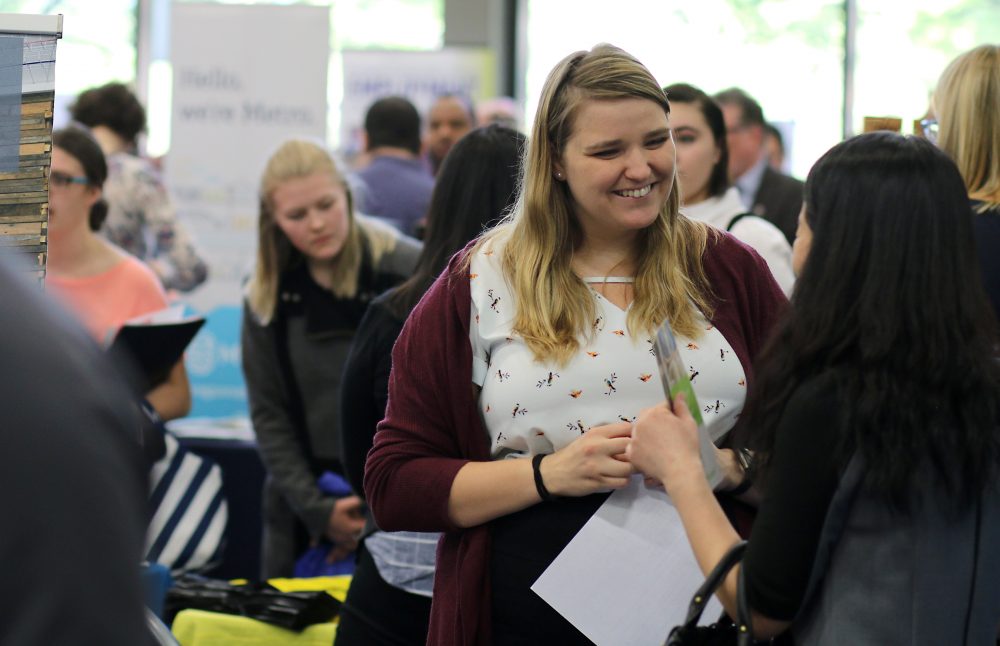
[47,255,168,344]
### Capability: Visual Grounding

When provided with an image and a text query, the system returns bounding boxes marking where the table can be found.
[172,609,337,645]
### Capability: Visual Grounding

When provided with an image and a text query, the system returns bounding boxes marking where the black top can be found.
[0,259,152,644]
[972,200,1000,328]
[742,372,846,620]
[339,290,407,496]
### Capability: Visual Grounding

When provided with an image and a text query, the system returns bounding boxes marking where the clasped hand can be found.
[541,396,739,500]
[540,421,635,497]
[322,495,366,563]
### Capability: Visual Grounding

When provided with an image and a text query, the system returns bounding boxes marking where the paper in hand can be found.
[651,319,723,488]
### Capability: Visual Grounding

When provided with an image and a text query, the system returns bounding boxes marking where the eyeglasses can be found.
[49,171,90,188]
[919,118,938,145]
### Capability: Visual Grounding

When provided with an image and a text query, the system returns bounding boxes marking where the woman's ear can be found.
[83,184,102,209]
[553,159,566,181]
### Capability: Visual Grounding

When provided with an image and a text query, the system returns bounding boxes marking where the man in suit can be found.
[714,88,803,244]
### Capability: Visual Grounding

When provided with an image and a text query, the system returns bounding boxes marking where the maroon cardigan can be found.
[365,232,787,645]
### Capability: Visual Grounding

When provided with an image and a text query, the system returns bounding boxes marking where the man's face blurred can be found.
[722,103,764,180]
[426,97,473,167]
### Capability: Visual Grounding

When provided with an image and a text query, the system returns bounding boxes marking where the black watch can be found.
[727,448,755,496]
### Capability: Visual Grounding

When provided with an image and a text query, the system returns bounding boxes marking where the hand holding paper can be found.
[627,396,709,495]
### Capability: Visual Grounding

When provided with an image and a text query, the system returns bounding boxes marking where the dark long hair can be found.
[52,127,109,231]
[664,83,730,199]
[386,124,526,318]
[740,132,1000,507]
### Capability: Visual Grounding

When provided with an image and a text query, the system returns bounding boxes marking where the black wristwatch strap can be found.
[532,453,559,502]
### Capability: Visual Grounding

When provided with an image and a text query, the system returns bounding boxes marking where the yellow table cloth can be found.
[172,576,351,646]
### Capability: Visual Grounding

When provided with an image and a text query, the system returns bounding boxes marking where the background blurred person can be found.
[763,122,786,171]
[355,96,434,237]
[242,139,420,578]
[714,87,803,245]
[423,93,474,175]
[365,45,785,645]
[629,132,1000,644]
[335,124,526,646]
[932,43,1000,325]
[70,82,208,293]
[476,96,522,131]
[666,83,794,295]
[45,127,191,423]
[1,257,152,646]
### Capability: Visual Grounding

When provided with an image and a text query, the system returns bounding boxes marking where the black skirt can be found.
[335,544,432,646]
[490,492,609,645]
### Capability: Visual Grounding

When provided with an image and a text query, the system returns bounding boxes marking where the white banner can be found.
[340,48,495,157]
[167,2,329,417]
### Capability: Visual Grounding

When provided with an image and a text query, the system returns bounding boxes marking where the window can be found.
[0,0,137,95]
[853,0,1000,136]
[523,0,843,178]
[523,0,1000,177]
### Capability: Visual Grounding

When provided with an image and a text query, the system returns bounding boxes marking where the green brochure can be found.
[651,319,722,487]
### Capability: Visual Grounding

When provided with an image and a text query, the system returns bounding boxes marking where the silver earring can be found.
[555,171,564,180]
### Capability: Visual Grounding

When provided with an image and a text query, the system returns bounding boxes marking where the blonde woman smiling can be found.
[365,44,786,645]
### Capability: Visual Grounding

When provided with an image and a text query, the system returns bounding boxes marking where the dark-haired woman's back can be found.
[739,369,1000,645]
[627,131,1000,645]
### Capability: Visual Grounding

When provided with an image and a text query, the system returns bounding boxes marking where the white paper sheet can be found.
[531,476,724,646]
[123,304,187,325]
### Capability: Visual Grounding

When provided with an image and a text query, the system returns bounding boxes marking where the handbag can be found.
[146,428,229,574]
[164,575,341,629]
[665,540,758,646]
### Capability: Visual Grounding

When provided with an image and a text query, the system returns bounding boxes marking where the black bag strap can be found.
[735,561,754,646]
[675,539,754,646]
[726,212,754,232]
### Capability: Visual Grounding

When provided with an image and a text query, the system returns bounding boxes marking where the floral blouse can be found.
[100,152,208,293]
[469,241,746,459]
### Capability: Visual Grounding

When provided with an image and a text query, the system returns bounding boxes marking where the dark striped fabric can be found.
[146,432,228,573]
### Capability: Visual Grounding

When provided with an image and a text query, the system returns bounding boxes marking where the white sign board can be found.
[340,48,495,157]
[167,2,329,417]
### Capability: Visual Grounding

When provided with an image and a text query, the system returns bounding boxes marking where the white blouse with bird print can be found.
[468,240,747,459]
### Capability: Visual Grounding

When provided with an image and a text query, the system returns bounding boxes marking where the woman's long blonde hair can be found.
[246,139,397,323]
[935,44,1000,211]
[476,44,714,366]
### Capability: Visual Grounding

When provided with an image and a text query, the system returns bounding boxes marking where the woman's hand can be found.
[145,359,192,422]
[627,394,704,494]
[324,495,365,556]
[540,421,635,497]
